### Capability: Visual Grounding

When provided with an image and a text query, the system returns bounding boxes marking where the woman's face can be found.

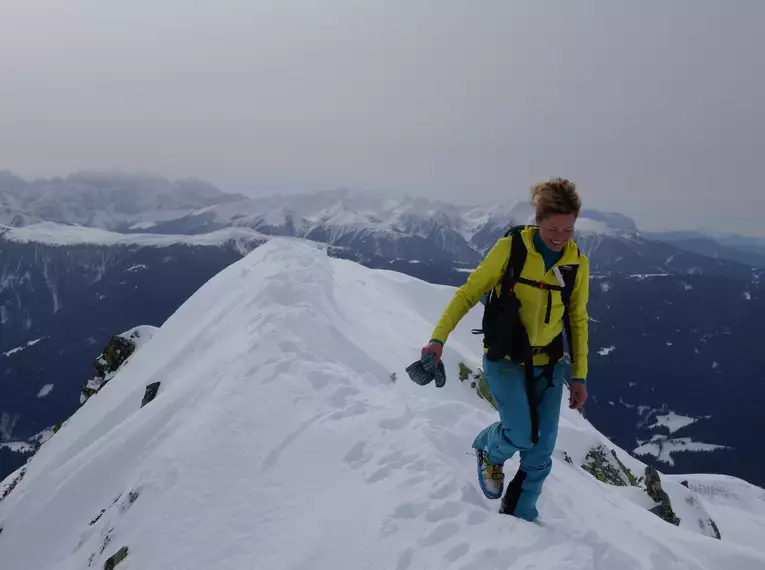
[537,212,577,252]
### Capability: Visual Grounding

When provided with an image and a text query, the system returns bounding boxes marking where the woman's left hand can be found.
[569,382,588,409]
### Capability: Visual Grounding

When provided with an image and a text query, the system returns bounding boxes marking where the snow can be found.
[1,221,269,248]
[600,282,612,293]
[1,238,763,570]
[633,437,729,466]
[0,428,56,454]
[126,264,147,272]
[598,346,616,356]
[37,384,54,398]
[629,273,671,280]
[2,337,46,357]
[649,411,699,433]
[30,428,55,446]
[118,325,158,350]
[665,474,765,553]
[129,222,157,230]
[744,291,751,301]
[0,441,34,453]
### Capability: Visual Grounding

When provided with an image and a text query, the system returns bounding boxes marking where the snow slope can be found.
[1,238,763,570]
[666,473,765,551]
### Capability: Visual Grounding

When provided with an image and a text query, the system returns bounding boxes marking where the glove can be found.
[405,352,447,388]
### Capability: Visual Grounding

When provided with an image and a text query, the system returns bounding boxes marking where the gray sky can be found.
[1,1,763,235]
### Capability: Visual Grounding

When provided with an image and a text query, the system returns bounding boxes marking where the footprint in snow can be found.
[396,547,415,570]
[444,542,470,564]
[379,407,415,430]
[428,478,458,500]
[366,451,421,483]
[328,401,367,421]
[392,501,430,520]
[465,509,490,526]
[425,500,466,523]
[343,441,373,469]
[328,385,360,409]
[419,521,459,547]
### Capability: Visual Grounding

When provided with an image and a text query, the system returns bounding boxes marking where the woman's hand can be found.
[421,341,443,367]
[569,382,588,409]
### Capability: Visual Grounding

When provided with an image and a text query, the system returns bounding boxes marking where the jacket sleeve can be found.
[430,237,510,344]
[569,253,590,380]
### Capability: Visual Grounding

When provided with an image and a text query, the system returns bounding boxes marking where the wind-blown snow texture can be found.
[1,238,763,569]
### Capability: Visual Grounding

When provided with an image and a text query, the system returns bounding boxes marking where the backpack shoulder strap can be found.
[559,247,581,363]
[501,225,528,292]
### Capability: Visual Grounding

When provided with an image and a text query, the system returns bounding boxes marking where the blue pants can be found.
[472,356,564,521]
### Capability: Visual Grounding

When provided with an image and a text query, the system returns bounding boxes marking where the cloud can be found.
[0,1,762,234]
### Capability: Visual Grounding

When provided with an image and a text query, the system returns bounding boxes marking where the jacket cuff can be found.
[570,378,587,384]
[429,339,444,345]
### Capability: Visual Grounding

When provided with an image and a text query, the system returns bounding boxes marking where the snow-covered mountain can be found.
[1,238,763,570]
[0,170,244,230]
[5,171,757,280]
[645,231,765,268]
[137,187,645,265]
[0,172,640,264]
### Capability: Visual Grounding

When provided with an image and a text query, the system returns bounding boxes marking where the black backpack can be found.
[472,225,580,443]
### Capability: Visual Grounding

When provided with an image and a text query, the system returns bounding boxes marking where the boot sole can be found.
[475,450,503,500]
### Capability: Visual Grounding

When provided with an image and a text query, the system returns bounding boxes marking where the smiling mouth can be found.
[550,240,565,246]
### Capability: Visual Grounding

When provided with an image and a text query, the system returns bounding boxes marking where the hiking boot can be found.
[475,449,504,499]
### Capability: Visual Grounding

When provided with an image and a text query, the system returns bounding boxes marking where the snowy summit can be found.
[1,238,763,569]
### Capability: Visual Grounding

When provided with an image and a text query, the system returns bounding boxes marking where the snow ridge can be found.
[0,238,763,570]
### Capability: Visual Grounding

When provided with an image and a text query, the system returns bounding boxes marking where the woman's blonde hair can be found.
[530,177,581,220]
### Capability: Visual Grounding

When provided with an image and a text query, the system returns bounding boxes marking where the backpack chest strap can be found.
[515,277,565,324]
[515,277,564,291]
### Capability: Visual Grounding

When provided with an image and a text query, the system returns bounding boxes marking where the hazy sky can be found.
[1,1,763,234]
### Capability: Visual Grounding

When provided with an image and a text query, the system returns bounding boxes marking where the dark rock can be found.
[582,445,638,486]
[710,518,722,540]
[645,466,680,526]
[141,382,161,408]
[96,336,136,378]
[0,467,26,503]
[81,336,138,404]
[89,509,106,526]
[103,546,129,570]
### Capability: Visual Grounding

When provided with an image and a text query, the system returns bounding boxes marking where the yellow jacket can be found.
[430,226,590,379]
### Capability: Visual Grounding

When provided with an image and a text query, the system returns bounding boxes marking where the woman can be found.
[421,177,590,522]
